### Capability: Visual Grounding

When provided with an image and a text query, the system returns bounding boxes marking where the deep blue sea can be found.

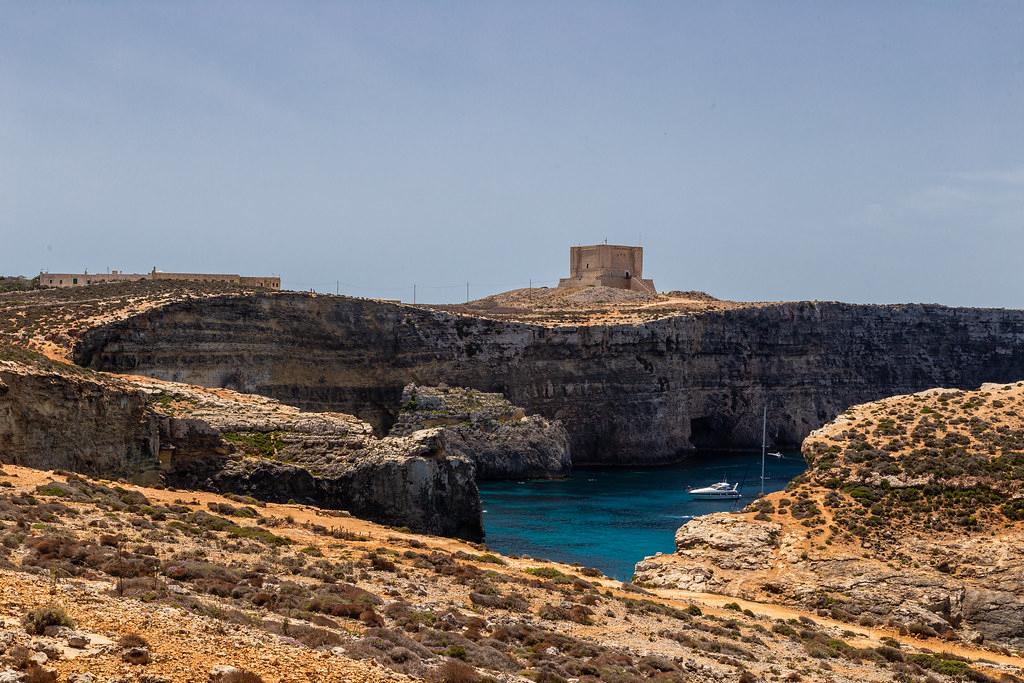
[479,451,806,581]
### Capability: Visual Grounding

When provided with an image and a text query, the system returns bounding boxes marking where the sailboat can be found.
[759,405,767,497]
[687,405,770,501]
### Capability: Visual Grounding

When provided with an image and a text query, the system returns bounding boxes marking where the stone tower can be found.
[557,244,656,293]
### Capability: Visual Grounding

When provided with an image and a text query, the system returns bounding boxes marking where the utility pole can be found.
[336,280,339,295]
[413,284,416,305]
[466,281,470,303]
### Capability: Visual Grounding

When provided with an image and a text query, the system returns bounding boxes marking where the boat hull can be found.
[688,492,741,500]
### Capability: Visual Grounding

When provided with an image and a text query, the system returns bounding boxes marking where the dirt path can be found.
[624,585,1024,668]
[12,465,1024,672]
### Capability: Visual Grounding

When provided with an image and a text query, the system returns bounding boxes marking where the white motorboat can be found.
[687,481,741,500]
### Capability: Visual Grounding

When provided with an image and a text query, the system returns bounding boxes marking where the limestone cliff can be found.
[76,292,1024,464]
[389,384,571,479]
[0,358,161,479]
[635,381,1024,651]
[0,355,482,539]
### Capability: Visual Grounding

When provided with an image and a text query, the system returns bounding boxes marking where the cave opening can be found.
[689,415,729,449]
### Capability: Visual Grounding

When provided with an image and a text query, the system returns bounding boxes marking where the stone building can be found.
[557,244,656,293]
[39,268,280,290]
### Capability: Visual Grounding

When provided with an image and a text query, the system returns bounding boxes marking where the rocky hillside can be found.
[428,287,753,326]
[5,283,1024,679]
[390,384,571,479]
[0,280,265,362]
[0,463,1020,682]
[75,290,1024,464]
[636,381,1024,652]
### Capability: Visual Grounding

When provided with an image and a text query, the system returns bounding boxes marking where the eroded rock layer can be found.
[76,292,1024,464]
[0,357,482,539]
[0,361,161,478]
[389,384,571,479]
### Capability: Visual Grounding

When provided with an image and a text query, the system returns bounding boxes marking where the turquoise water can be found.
[479,451,806,581]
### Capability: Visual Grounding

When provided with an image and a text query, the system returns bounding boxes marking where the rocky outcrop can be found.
[636,381,1024,651]
[191,429,481,540]
[675,516,780,570]
[635,517,783,592]
[0,360,161,479]
[74,293,1024,465]
[0,358,482,539]
[389,384,571,479]
[151,384,484,540]
[636,520,1024,648]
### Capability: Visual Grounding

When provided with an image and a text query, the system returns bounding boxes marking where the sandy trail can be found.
[9,464,1024,673]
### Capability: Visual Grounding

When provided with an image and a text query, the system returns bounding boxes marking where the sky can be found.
[1,2,1022,307]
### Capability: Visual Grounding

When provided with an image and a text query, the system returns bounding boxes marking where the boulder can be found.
[675,516,780,570]
[960,588,1024,644]
[121,646,151,665]
[209,665,240,680]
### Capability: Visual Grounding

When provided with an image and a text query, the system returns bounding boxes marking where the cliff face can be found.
[178,428,482,541]
[149,380,485,540]
[0,360,161,479]
[0,357,482,539]
[76,293,1024,464]
[389,384,571,479]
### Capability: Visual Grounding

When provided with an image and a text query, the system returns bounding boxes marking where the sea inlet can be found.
[479,451,807,581]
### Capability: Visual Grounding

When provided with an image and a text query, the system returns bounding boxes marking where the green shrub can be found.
[1002,498,1024,521]
[222,431,284,457]
[34,483,74,498]
[524,566,572,583]
[23,604,74,634]
[444,645,468,659]
[225,524,291,547]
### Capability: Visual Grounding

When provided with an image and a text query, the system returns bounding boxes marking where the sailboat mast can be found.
[760,405,767,497]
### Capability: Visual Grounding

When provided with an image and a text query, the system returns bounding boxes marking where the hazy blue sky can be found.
[2,2,1022,306]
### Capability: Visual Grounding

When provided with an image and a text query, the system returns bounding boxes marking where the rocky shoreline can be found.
[635,381,1024,651]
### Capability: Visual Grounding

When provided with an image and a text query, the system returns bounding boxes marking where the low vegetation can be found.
[0,463,1000,682]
